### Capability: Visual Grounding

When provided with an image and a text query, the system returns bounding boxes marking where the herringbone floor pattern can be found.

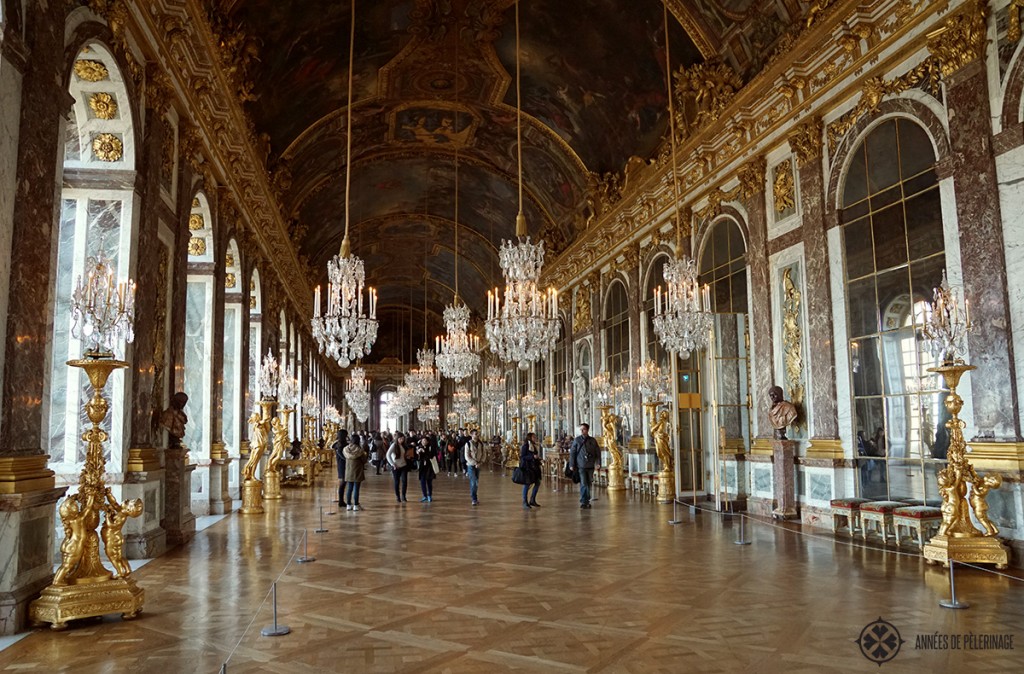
[2,470,1022,673]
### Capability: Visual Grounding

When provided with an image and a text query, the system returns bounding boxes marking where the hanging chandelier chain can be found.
[515,0,525,234]
[663,4,684,251]
[343,0,356,249]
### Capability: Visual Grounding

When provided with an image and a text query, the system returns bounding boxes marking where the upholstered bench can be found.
[860,501,904,543]
[830,497,870,535]
[639,472,657,496]
[595,466,608,486]
[893,506,943,549]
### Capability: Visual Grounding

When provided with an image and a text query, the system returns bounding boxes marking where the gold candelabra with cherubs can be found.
[921,273,1009,569]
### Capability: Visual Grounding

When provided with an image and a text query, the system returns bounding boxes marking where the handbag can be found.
[563,461,575,479]
[511,467,527,485]
[429,457,440,474]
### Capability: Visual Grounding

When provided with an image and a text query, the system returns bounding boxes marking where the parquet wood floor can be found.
[2,470,1022,673]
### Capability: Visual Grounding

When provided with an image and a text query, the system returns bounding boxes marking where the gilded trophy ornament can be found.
[92,133,124,162]
[74,59,109,82]
[88,92,118,120]
[773,160,795,214]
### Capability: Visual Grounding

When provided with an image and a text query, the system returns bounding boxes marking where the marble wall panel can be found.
[0,51,24,423]
[828,227,855,458]
[744,185,774,439]
[995,146,1024,435]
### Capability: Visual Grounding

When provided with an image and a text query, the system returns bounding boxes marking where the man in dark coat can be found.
[569,423,600,509]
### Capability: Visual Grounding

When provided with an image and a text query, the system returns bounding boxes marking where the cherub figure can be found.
[970,474,1002,537]
[54,493,92,586]
[101,488,143,579]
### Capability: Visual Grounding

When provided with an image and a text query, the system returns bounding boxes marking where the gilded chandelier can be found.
[71,250,136,356]
[311,0,377,368]
[653,256,712,359]
[484,1,559,370]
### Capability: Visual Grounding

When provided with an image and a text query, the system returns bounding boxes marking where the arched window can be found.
[48,44,136,473]
[603,280,630,381]
[699,218,747,314]
[379,389,398,433]
[841,118,946,502]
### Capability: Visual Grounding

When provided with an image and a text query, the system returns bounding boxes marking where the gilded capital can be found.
[738,156,767,199]
[927,0,989,79]
[788,117,823,168]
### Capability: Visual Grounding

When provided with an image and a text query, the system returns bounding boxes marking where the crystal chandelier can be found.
[922,270,973,365]
[484,1,559,370]
[71,250,136,357]
[521,390,539,418]
[311,0,377,368]
[278,365,299,410]
[437,301,481,381]
[651,5,712,361]
[638,359,670,404]
[302,391,320,416]
[418,397,439,423]
[324,404,341,425]
[407,346,440,399]
[653,256,712,358]
[468,405,479,421]
[345,366,371,423]
[446,411,459,427]
[482,366,506,406]
[453,385,473,417]
[591,371,611,406]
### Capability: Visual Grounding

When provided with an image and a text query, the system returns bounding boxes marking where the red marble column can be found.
[788,118,840,442]
[741,159,774,440]
[938,58,1021,439]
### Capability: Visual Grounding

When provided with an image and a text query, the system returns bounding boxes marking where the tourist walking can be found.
[520,432,543,509]
[333,428,349,507]
[464,428,485,506]
[416,437,436,502]
[569,423,600,508]
[386,433,409,503]
[343,434,367,511]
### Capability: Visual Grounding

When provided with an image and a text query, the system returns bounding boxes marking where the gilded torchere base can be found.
[239,478,264,514]
[263,468,282,500]
[657,468,676,504]
[30,576,144,631]
[924,534,1010,570]
[607,464,626,491]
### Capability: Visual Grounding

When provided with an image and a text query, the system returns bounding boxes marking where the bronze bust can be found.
[768,386,798,440]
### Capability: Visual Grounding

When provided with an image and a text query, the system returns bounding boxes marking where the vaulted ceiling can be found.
[216,0,741,362]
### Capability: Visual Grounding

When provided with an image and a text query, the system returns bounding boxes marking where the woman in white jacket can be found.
[386,433,409,503]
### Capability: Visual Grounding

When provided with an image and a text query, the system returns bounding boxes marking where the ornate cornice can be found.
[788,117,824,168]
[926,0,989,79]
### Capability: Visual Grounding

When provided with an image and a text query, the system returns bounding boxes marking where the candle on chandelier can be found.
[314,285,321,317]
[436,335,441,353]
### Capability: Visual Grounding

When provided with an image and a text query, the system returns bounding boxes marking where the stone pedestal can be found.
[0,480,66,635]
[771,439,798,519]
[208,449,233,515]
[162,448,196,546]
[657,468,675,504]
[607,464,626,491]
[122,447,166,559]
[239,478,264,514]
[264,467,282,500]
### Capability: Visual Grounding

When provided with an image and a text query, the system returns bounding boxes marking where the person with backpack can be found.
[342,433,367,511]
[416,436,437,502]
[569,423,600,509]
[464,428,485,506]
[333,428,349,508]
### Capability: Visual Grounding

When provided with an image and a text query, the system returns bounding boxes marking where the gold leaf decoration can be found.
[782,268,804,424]
[191,197,200,208]
[225,252,235,268]
[188,236,207,256]
[74,60,109,82]
[88,92,118,120]
[225,273,237,289]
[91,133,123,162]
[773,160,795,215]
[188,213,204,231]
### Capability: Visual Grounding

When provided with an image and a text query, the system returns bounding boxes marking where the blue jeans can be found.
[523,481,539,504]
[392,467,408,500]
[579,467,595,505]
[468,465,479,502]
[420,477,433,497]
[345,481,361,505]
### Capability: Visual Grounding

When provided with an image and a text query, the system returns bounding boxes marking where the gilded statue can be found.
[970,473,1002,537]
[652,409,672,471]
[101,488,142,579]
[53,494,93,586]
[768,386,798,440]
[269,416,288,473]
[602,409,621,470]
[242,410,266,481]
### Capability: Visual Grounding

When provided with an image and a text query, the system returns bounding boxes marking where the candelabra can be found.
[265,367,298,499]
[30,254,144,630]
[418,397,439,428]
[921,273,1008,568]
[587,371,621,492]
[653,256,712,359]
[241,350,278,514]
[639,360,673,503]
[301,392,320,461]
[323,404,341,465]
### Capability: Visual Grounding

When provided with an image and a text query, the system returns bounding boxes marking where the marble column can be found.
[788,118,841,449]
[935,55,1021,439]
[741,160,774,442]
[0,5,68,635]
[625,247,642,440]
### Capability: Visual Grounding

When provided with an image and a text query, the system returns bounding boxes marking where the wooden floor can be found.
[2,469,1023,673]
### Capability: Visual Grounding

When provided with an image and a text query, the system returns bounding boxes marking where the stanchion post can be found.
[324,488,335,515]
[315,506,328,533]
[297,529,316,563]
[220,664,226,674]
[260,582,291,636]
[734,513,751,545]
[939,561,970,609]
[668,498,683,525]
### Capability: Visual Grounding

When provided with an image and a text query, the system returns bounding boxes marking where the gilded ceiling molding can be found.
[788,116,824,168]
[662,0,719,60]
[546,0,955,292]
[926,0,989,78]
[1010,0,1024,43]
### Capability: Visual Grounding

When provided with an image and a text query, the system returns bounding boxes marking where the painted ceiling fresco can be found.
[221,0,716,361]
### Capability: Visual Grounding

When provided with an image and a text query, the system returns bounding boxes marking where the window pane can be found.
[897,119,936,178]
[871,204,907,272]
[876,267,910,332]
[865,120,900,194]
[848,277,878,337]
[843,217,874,279]
[852,337,882,397]
[905,189,943,259]
[843,145,868,207]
